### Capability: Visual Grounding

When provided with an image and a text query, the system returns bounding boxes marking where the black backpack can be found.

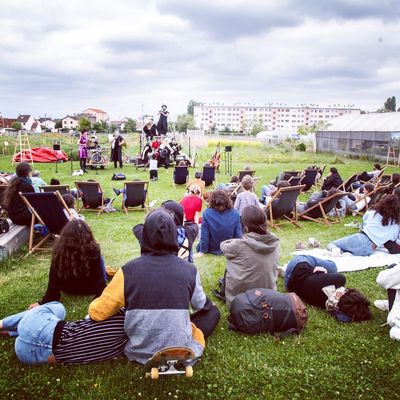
[111,173,126,181]
[228,288,308,337]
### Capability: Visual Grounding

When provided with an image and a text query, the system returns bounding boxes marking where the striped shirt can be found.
[53,310,127,364]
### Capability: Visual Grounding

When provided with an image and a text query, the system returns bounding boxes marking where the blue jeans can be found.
[2,302,66,364]
[329,233,375,256]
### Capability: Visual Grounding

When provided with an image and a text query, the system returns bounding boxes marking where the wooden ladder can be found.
[13,131,34,166]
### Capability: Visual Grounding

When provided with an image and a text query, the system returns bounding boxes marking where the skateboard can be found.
[145,346,195,379]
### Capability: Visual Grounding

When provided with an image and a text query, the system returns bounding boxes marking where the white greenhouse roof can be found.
[322,112,400,132]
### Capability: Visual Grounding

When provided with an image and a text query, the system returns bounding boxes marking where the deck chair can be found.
[0,185,9,218]
[173,166,189,186]
[19,191,73,254]
[314,164,326,188]
[75,181,105,215]
[264,185,305,229]
[300,169,319,192]
[338,174,359,192]
[379,174,392,185]
[288,176,302,186]
[368,184,390,207]
[298,192,348,225]
[237,170,255,181]
[352,184,385,213]
[39,185,70,195]
[122,181,149,214]
[202,166,216,187]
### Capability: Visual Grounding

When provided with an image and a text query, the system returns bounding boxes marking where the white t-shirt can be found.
[149,159,158,171]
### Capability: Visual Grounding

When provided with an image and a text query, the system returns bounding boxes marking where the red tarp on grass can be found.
[12,148,69,163]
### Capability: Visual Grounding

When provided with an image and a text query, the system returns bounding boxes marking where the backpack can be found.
[111,173,126,180]
[228,288,308,337]
[0,218,10,234]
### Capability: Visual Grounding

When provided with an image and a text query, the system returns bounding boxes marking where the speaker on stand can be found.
[224,145,232,176]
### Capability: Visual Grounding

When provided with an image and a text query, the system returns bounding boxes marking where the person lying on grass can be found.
[327,195,400,256]
[89,208,220,365]
[285,255,372,323]
[213,205,280,307]
[0,302,127,365]
[28,219,107,309]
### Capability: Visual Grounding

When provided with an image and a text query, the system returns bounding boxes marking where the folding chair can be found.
[237,170,255,181]
[298,192,348,225]
[288,176,302,186]
[338,174,359,192]
[352,184,386,213]
[173,166,189,186]
[202,166,216,187]
[379,174,392,185]
[300,169,319,192]
[39,185,70,196]
[122,181,149,214]
[264,185,305,229]
[368,184,390,208]
[314,164,326,188]
[283,170,302,178]
[75,181,105,215]
[19,191,73,254]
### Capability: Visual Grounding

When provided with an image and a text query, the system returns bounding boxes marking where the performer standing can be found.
[157,104,169,136]
[143,119,157,141]
[77,129,88,173]
[110,130,125,168]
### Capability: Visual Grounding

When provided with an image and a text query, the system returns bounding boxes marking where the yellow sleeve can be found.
[88,268,125,321]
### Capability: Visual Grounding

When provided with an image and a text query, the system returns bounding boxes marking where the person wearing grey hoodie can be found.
[214,205,280,307]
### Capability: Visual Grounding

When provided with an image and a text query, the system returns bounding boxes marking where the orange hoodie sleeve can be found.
[88,268,125,321]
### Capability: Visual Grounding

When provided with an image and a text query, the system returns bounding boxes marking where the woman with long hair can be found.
[2,162,34,226]
[328,194,400,256]
[29,219,107,308]
[197,190,242,255]
[215,205,280,306]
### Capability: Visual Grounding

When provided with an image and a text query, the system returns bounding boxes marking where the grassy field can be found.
[0,139,399,400]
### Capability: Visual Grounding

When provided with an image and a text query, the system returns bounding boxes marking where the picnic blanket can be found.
[285,248,400,273]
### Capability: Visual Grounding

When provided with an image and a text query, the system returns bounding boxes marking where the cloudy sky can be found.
[1,0,400,120]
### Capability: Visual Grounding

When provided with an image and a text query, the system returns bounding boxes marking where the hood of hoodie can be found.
[161,200,184,226]
[141,209,179,256]
[242,231,279,254]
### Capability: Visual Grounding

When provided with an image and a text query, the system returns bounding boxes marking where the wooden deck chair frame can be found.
[75,181,105,215]
[314,164,326,187]
[173,166,189,187]
[122,181,149,214]
[367,184,391,208]
[39,185,70,195]
[237,170,256,181]
[337,174,359,192]
[19,191,73,254]
[287,176,302,186]
[352,183,387,214]
[264,184,305,229]
[298,192,347,226]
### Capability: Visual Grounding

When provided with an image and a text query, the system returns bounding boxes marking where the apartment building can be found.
[194,104,361,133]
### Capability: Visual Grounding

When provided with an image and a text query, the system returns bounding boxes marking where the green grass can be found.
[0,143,399,400]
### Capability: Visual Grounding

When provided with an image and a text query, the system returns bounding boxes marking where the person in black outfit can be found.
[110,130,125,168]
[322,167,343,191]
[157,104,169,136]
[143,120,157,141]
[2,162,34,226]
[28,219,107,309]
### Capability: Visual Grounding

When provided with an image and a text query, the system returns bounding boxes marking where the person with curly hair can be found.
[2,162,34,226]
[197,190,242,255]
[28,219,107,309]
[285,255,372,323]
[328,194,400,256]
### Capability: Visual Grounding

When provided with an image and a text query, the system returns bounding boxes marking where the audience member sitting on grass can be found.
[89,208,221,365]
[30,170,47,192]
[0,302,127,365]
[2,162,34,226]
[28,220,107,309]
[285,255,372,323]
[214,205,280,306]
[197,190,242,255]
[327,195,400,256]
[133,200,198,262]
[234,175,262,215]
[187,171,206,196]
[62,194,84,220]
[260,180,290,206]
[321,167,343,191]
[180,184,202,223]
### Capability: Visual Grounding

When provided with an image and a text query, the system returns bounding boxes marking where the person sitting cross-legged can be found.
[89,208,220,365]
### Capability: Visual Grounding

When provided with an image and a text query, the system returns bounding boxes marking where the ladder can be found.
[13,131,34,166]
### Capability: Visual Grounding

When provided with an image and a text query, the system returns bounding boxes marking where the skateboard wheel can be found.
[150,367,159,380]
[185,366,193,378]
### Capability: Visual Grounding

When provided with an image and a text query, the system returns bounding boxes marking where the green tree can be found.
[92,122,103,132]
[176,114,195,132]
[123,118,137,133]
[78,118,91,131]
[384,96,396,112]
[187,100,201,116]
[11,121,21,131]
[55,120,62,129]
[250,114,265,136]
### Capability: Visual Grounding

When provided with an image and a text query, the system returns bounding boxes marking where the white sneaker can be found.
[374,299,389,311]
